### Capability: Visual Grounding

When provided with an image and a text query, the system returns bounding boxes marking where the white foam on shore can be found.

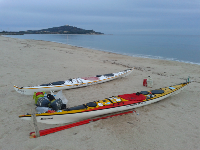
[88,47,200,65]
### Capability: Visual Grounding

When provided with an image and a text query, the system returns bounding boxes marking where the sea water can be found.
[4,34,200,65]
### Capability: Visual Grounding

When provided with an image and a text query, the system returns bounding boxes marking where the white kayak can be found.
[19,82,190,124]
[14,68,133,95]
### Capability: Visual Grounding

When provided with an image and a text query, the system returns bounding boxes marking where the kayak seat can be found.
[40,81,65,86]
[104,73,114,76]
[51,81,65,85]
[40,83,51,86]
[96,75,102,77]
[151,90,164,94]
[86,102,97,107]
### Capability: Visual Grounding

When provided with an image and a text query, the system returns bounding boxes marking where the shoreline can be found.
[2,34,200,66]
[0,35,200,150]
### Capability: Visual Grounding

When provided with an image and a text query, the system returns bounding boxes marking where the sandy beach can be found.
[0,35,200,150]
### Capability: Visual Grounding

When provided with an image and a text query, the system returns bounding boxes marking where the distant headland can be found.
[0,25,104,35]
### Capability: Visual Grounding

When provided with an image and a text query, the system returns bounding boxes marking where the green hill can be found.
[0,25,104,35]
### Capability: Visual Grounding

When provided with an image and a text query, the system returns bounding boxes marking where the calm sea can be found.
[4,34,200,65]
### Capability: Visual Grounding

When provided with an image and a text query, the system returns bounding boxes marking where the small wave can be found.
[129,54,200,65]
[76,46,200,65]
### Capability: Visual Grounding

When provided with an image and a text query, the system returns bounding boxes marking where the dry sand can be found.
[0,35,200,150]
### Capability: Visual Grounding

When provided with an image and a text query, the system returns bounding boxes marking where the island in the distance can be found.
[0,25,104,35]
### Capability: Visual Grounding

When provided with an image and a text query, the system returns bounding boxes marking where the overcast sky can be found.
[0,0,200,34]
